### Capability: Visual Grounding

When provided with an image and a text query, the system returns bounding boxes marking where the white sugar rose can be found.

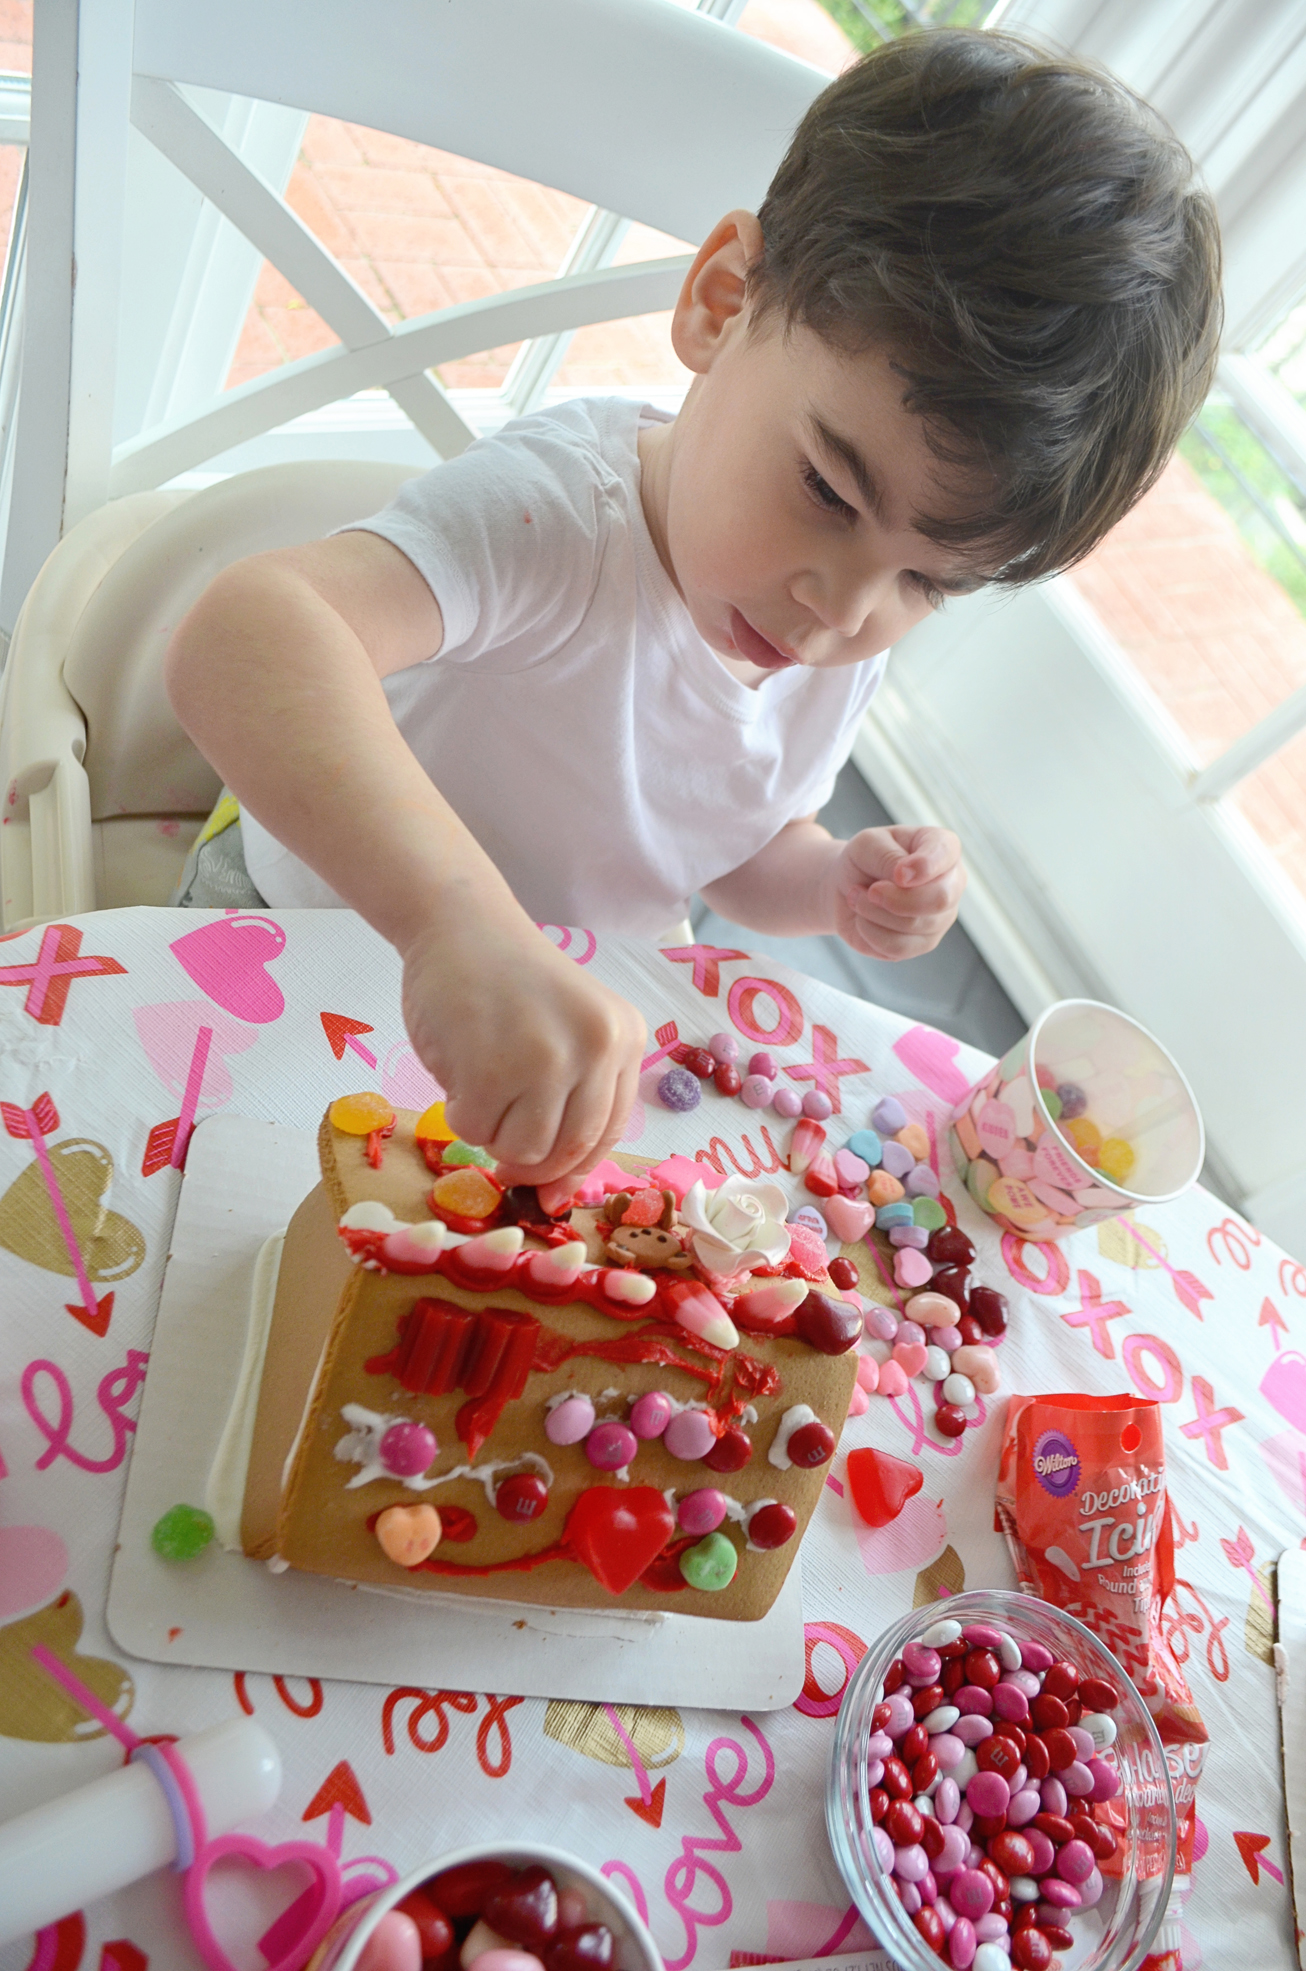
[680,1175,792,1278]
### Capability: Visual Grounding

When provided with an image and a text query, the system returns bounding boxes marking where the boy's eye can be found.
[802,462,855,519]
[907,571,946,609]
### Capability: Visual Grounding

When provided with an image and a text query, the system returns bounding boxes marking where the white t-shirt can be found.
[241,398,886,937]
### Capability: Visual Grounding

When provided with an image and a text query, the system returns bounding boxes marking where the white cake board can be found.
[1276,1547,1306,1966]
[109,1115,805,1707]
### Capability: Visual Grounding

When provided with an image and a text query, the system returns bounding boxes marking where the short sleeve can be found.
[340,404,622,670]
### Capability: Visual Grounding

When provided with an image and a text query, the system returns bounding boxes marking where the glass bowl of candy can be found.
[307,1842,664,1971]
[827,1590,1175,1971]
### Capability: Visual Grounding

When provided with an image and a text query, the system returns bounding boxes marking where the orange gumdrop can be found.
[375,1503,442,1567]
[330,1091,396,1136]
[430,1167,503,1221]
[414,1100,455,1144]
[622,1188,665,1227]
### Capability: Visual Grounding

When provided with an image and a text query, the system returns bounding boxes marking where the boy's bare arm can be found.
[164,534,644,1184]
[699,815,965,960]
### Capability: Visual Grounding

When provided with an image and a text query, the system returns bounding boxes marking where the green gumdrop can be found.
[912,1196,947,1230]
[1042,1088,1063,1120]
[679,1530,738,1592]
[152,1503,215,1561]
[442,1140,495,1168]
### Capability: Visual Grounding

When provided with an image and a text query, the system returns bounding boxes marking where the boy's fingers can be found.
[862,873,960,921]
[887,825,962,887]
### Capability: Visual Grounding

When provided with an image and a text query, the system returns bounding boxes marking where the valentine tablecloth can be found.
[0,907,1301,1971]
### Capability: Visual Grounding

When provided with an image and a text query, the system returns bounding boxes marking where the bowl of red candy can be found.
[827,1590,1175,1970]
[308,1843,663,1971]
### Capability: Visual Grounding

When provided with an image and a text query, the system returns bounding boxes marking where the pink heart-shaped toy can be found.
[824,1194,874,1243]
[170,916,286,1024]
[185,1833,340,1971]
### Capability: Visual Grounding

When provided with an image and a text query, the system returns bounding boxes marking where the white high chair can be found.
[0,0,829,931]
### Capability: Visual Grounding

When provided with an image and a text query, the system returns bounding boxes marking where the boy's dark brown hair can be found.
[751,29,1223,581]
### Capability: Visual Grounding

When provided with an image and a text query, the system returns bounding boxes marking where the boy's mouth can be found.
[729,609,798,671]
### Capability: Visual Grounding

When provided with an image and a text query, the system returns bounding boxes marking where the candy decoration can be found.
[429,1166,504,1233]
[703,1425,752,1472]
[378,1421,437,1478]
[789,1117,826,1175]
[656,1067,701,1112]
[746,1500,797,1549]
[415,1100,455,1143]
[846,1447,924,1528]
[794,1291,863,1354]
[629,1391,674,1438]
[151,1504,215,1561]
[566,1486,675,1594]
[329,1092,395,1135]
[663,1408,717,1462]
[677,1488,728,1535]
[496,1473,549,1522]
[679,1530,738,1591]
[585,1421,638,1471]
[786,1419,836,1467]
[665,1280,739,1349]
[545,1394,596,1446]
[375,1502,443,1566]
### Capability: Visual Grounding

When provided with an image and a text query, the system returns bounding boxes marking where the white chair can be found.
[0,0,827,929]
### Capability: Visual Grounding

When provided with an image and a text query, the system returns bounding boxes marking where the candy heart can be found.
[891,1341,928,1378]
[546,1922,616,1971]
[483,1864,560,1950]
[185,1832,339,1971]
[566,1485,675,1594]
[846,1446,924,1528]
[824,1194,874,1243]
[170,913,286,1023]
[0,1141,145,1284]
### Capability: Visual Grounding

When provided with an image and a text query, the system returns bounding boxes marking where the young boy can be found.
[164,28,1220,1195]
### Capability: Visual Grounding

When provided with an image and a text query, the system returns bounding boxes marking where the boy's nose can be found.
[794,564,888,638]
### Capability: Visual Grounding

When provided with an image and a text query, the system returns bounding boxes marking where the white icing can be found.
[768,1403,816,1471]
[334,1403,439,1490]
[423,1450,554,1506]
[266,1555,289,1573]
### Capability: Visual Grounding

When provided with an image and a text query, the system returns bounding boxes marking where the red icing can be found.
[417,1537,574,1578]
[639,1535,696,1593]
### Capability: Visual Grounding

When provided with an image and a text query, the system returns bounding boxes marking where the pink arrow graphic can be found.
[1,1093,113,1335]
[142,1025,213,1175]
[320,1012,380,1070]
[640,1021,681,1073]
[1260,1296,1290,1353]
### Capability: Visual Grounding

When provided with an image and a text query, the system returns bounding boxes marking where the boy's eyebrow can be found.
[807,411,991,594]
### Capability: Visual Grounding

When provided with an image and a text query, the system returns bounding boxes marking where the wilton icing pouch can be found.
[995,1393,1207,1914]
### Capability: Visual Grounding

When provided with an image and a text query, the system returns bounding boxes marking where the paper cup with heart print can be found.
[307,1841,664,1971]
[949,998,1204,1238]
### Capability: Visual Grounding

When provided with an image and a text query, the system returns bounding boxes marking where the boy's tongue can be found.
[730,608,796,671]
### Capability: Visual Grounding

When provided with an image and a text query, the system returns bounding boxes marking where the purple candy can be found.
[991,1682,1029,1723]
[902,1641,942,1681]
[872,1096,908,1135]
[881,1140,915,1179]
[948,1869,993,1922]
[934,1777,961,1825]
[749,1051,777,1080]
[771,1086,802,1118]
[802,1090,833,1120]
[1056,1081,1087,1119]
[1089,1757,1121,1801]
[965,1770,1010,1818]
[1068,1725,1096,1762]
[1040,1777,1068,1817]
[867,1305,898,1342]
[378,1421,437,1478]
[1062,1760,1095,1798]
[1019,1639,1054,1673]
[740,1073,772,1109]
[1006,1787,1040,1827]
[1039,1879,1081,1910]
[931,1733,966,1771]
[586,1420,638,1470]
[1078,1866,1104,1909]
[952,1715,993,1748]
[1057,1839,1096,1885]
[708,1032,739,1063]
[658,1066,701,1112]
[882,1693,915,1737]
[955,1685,994,1716]
[890,1224,930,1248]
[948,1917,975,1968]
[1024,1830,1055,1875]
[905,1164,942,1198]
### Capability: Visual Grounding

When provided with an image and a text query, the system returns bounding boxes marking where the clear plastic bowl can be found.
[827,1590,1176,1971]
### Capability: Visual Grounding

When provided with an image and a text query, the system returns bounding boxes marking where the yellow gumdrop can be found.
[330,1091,396,1136]
[414,1100,455,1143]
[430,1167,502,1220]
[1061,1115,1102,1164]
[1098,1137,1137,1184]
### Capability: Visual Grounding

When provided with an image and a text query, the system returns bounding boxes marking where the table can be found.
[0,906,1300,1970]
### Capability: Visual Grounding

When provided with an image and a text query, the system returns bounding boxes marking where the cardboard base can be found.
[109,1115,806,1706]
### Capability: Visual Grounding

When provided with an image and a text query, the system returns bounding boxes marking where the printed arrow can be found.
[1117,1219,1213,1320]
[321,1012,378,1071]
[141,1025,214,1176]
[625,1776,666,1827]
[1,1093,113,1335]
[1260,1296,1290,1353]
[640,1021,681,1073]
[1234,1830,1284,1885]
[303,1759,371,1827]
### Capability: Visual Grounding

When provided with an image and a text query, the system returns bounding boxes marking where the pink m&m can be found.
[678,1488,728,1535]
[586,1421,637,1470]
[545,1394,595,1446]
[629,1391,673,1438]
[378,1421,437,1478]
[664,1408,717,1461]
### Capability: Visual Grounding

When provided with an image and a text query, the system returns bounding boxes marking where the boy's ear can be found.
[671,210,765,374]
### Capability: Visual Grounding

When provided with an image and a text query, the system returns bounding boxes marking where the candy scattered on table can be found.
[150,1503,215,1560]
[846,1447,924,1527]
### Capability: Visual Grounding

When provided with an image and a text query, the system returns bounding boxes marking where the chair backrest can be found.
[2,0,828,630]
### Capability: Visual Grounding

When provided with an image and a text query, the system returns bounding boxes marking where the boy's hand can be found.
[832,825,966,960]
[400,908,646,1189]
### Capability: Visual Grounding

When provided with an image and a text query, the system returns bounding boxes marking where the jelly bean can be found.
[902,1292,955,1328]
[931,1266,971,1312]
[714,1063,742,1097]
[658,1066,702,1111]
[679,1530,738,1590]
[586,1421,638,1471]
[664,1409,717,1461]
[749,1051,778,1080]
[950,1345,1000,1395]
[928,1225,976,1266]
[546,1395,597,1446]
[873,1096,908,1135]
[881,1140,916,1180]
[969,1286,1009,1336]
[709,1031,739,1063]
[678,1488,728,1536]
[740,1074,772,1109]
[802,1090,833,1120]
[948,1919,977,1969]
[828,1255,860,1291]
[771,1085,802,1118]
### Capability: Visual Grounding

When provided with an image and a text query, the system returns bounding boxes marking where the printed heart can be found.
[1262,1352,1306,1434]
[170,914,286,1023]
[566,1485,675,1595]
[846,1446,924,1529]
[824,1195,874,1243]
[483,1864,559,1950]
[0,1591,133,1742]
[0,1141,145,1282]
[185,1833,339,1971]
[133,999,259,1106]
[0,1525,68,1624]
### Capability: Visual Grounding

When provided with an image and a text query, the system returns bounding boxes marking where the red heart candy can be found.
[483,1864,560,1950]
[546,1923,616,1971]
[846,1446,924,1529]
[395,1887,455,1961]
[426,1858,517,1919]
[566,1485,675,1594]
